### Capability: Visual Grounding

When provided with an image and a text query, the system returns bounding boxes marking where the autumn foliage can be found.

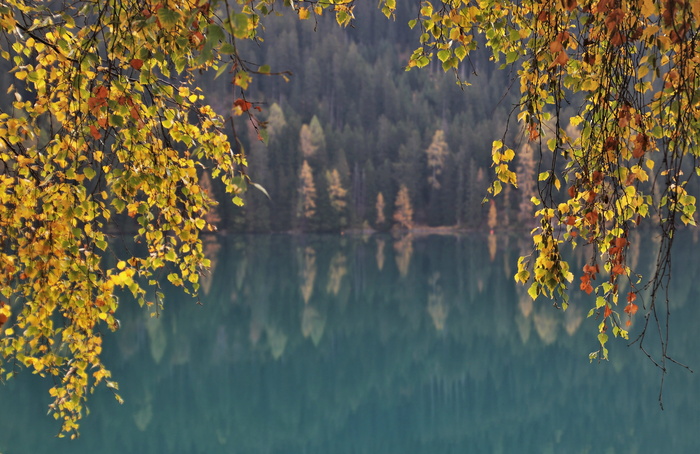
[1,0,698,435]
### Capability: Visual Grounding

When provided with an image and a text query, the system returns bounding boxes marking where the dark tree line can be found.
[199,3,527,233]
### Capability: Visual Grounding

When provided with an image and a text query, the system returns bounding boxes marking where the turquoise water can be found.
[1,233,699,453]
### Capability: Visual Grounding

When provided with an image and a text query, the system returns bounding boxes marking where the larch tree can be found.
[325,168,347,212]
[299,123,318,159]
[375,192,387,227]
[425,129,449,190]
[297,160,317,222]
[393,184,414,231]
[266,102,288,141]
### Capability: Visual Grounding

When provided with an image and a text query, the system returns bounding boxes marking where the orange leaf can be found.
[604,305,613,318]
[627,292,637,303]
[89,125,102,140]
[624,302,638,315]
[234,98,252,112]
[612,263,625,275]
[93,85,108,99]
[130,58,144,70]
[551,50,569,67]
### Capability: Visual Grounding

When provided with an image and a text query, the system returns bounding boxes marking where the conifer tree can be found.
[393,185,414,231]
[297,160,317,224]
[426,129,449,190]
[375,192,387,227]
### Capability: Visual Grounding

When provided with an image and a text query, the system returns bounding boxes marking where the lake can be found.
[1,232,700,453]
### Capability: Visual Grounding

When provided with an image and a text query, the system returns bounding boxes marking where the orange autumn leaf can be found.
[604,305,613,318]
[130,58,144,70]
[611,263,625,275]
[233,98,253,112]
[89,124,102,140]
[624,302,638,315]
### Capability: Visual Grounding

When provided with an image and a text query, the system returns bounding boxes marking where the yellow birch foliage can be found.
[392,0,700,361]
[0,0,361,436]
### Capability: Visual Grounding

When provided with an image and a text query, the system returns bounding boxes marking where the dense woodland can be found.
[202,3,532,233]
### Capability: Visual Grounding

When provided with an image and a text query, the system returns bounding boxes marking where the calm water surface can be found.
[1,232,700,453]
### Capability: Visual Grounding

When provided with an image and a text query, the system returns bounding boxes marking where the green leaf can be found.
[83,167,96,180]
[206,24,225,43]
[597,332,608,346]
[219,43,236,55]
[229,13,250,39]
[156,7,180,28]
[527,282,539,299]
[215,61,231,79]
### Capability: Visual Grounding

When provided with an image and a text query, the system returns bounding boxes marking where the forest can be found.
[202,2,532,233]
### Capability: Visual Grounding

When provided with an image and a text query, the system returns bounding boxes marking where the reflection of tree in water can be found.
[533,307,558,345]
[301,305,326,345]
[325,251,347,296]
[146,315,167,364]
[375,237,385,271]
[299,246,317,303]
[426,272,448,331]
[266,325,288,359]
[393,234,413,277]
[199,235,221,296]
[132,388,153,432]
[5,233,700,454]
[487,233,497,262]
[563,302,584,336]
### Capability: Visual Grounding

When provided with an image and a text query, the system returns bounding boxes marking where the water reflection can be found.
[1,233,700,453]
